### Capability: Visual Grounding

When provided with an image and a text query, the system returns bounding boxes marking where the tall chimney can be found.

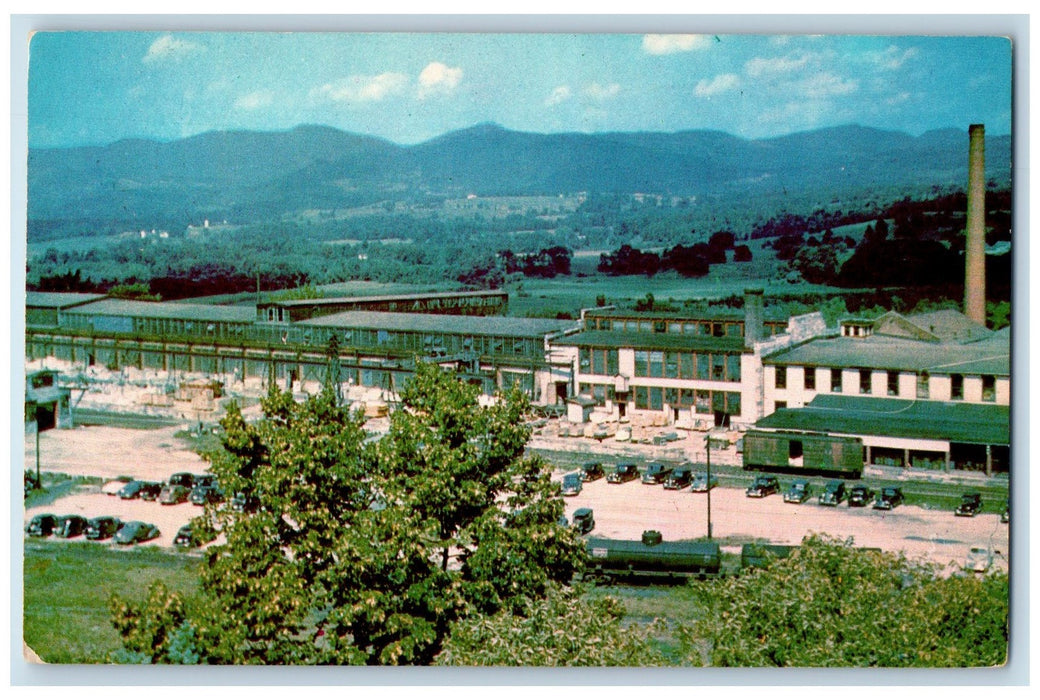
[964,124,987,325]
[744,287,764,346]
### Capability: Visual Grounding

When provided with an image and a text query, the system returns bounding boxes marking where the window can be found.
[695,390,711,413]
[649,387,663,410]
[804,370,816,392]
[951,373,964,401]
[712,323,725,338]
[859,369,871,394]
[712,355,726,381]
[680,353,695,379]
[649,351,664,377]
[634,350,649,377]
[635,386,649,409]
[887,371,900,397]
[697,354,710,380]
[665,352,679,378]
[831,368,842,393]
[917,371,930,399]
[727,354,741,382]
[775,400,787,410]
[775,366,787,390]
[982,375,996,402]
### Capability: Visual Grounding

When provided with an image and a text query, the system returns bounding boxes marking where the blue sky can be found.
[27,32,1012,148]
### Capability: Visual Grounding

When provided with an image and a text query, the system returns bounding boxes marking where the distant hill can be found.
[27,122,1012,236]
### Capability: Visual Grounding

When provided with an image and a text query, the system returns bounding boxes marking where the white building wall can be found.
[870,370,886,397]
[996,378,1011,405]
[898,372,916,399]
[930,375,952,401]
[618,348,635,378]
[841,368,859,395]
[963,376,983,403]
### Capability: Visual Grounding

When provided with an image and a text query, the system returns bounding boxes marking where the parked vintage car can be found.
[783,479,813,504]
[118,480,148,500]
[86,516,122,541]
[818,480,847,506]
[190,481,224,505]
[168,472,196,489]
[663,465,693,490]
[159,483,191,505]
[641,462,673,485]
[571,507,595,535]
[690,472,718,492]
[55,514,89,539]
[955,493,983,517]
[26,513,57,537]
[113,521,160,545]
[173,523,216,548]
[746,475,780,498]
[139,482,163,501]
[580,462,605,482]
[848,485,876,507]
[101,479,129,496]
[873,487,905,510]
[561,473,584,497]
[607,463,639,484]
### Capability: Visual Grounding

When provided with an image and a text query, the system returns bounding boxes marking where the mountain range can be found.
[27,122,1012,231]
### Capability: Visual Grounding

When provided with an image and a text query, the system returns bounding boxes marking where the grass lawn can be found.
[22,541,202,663]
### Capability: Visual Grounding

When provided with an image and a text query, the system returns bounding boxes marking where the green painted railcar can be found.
[743,430,864,478]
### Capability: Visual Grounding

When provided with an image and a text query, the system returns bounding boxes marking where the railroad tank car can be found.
[584,531,721,583]
[742,430,864,479]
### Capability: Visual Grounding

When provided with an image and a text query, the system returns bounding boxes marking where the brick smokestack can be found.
[744,287,764,346]
[964,123,987,325]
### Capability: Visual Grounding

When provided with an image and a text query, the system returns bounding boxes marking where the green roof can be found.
[264,290,506,308]
[756,394,1008,445]
[301,311,577,338]
[26,292,107,309]
[65,299,257,323]
[764,332,1009,376]
[553,330,748,352]
[586,307,787,322]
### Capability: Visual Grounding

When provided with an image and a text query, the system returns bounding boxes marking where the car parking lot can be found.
[560,474,1010,573]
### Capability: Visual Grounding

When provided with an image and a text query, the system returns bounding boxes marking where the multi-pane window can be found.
[859,369,871,394]
[633,350,740,381]
[917,371,930,399]
[804,370,816,391]
[579,382,616,406]
[951,374,964,401]
[579,347,619,375]
[775,366,787,390]
[831,368,842,392]
[887,371,899,397]
[982,375,996,402]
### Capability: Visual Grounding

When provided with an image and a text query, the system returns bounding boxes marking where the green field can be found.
[22,541,202,663]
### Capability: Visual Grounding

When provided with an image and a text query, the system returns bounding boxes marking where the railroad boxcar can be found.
[584,531,721,583]
[742,430,863,479]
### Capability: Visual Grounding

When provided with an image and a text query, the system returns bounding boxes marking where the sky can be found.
[26,31,1013,149]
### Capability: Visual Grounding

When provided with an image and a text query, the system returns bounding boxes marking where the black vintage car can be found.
[159,483,191,505]
[641,462,673,485]
[168,472,196,489]
[571,507,595,535]
[746,475,780,498]
[783,479,812,504]
[818,480,847,506]
[86,516,122,541]
[118,480,148,500]
[26,513,57,537]
[139,482,163,501]
[873,487,905,510]
[114,521,160,545]
[607,463,639,484]
[190,481,224,505]
[848,485,876,507]
[955,493,983,517]
[580,462,605,482]
[174,522,216,548]
[561,473,584,497]
[663,465,693,490]
[55,514,89,539]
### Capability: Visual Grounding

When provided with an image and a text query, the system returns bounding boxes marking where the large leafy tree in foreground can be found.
[111,363,584,664]
[684,535,1009,667]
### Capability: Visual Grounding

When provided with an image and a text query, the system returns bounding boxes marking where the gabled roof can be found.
[756,394,1008,445]
[64,299,256,323]
[26,292,107,309]
[873,309,992,344]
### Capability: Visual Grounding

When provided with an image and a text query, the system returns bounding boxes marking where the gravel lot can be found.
[23,424,1010,573]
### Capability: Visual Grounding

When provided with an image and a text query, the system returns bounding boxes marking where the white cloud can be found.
[797,72,858,98]
[642,34,711,55]
[312,73,408,103]
[142,34,203,64]
[745,53,812,77]
[417,62,463,98]
[694,73,741,97]
[583,82,620,101]
[871,46,919,70]
[235,90,274,111]
[545,85,572,106]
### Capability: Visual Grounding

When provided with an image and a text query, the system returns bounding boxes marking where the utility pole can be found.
[705,434,713,540]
